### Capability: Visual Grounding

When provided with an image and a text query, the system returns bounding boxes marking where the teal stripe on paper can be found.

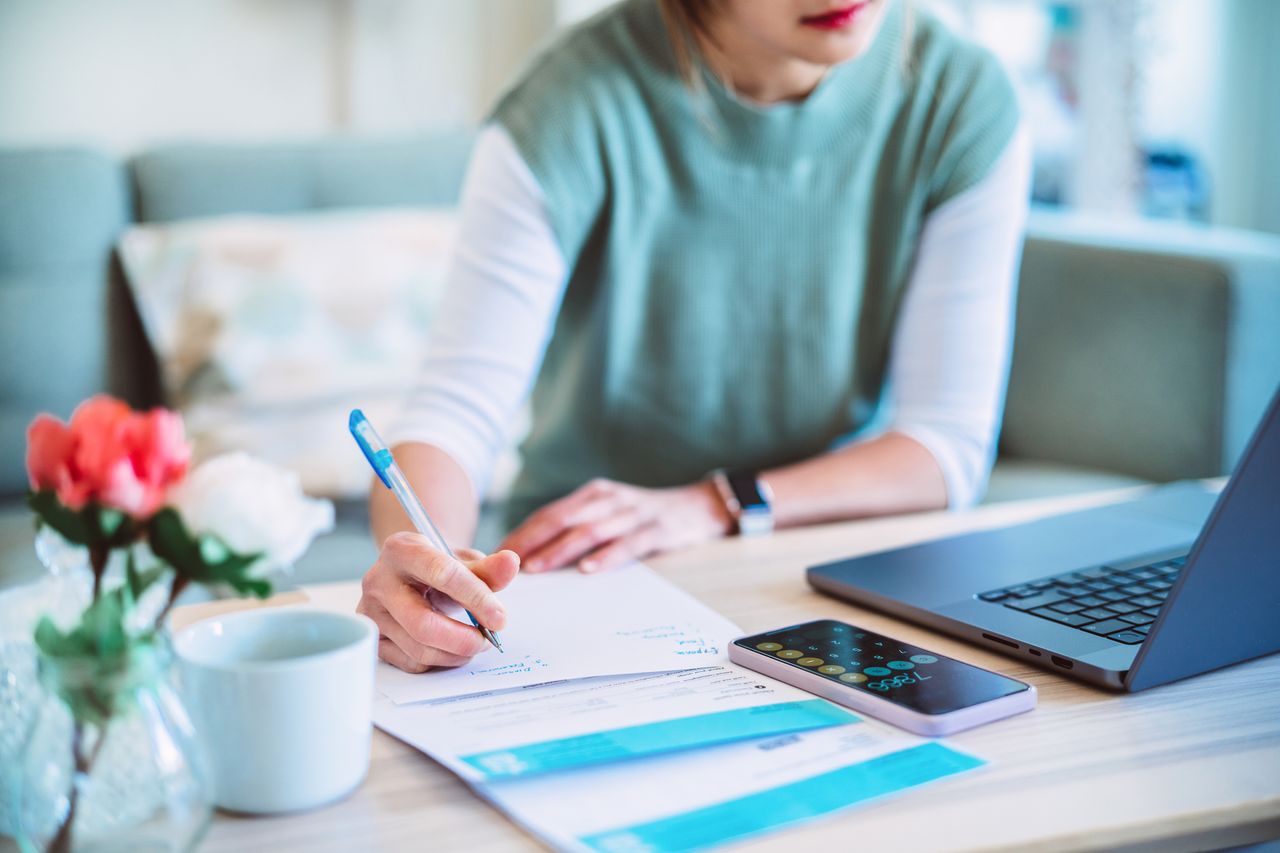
[579,742,984,853]
[460,700,857,779]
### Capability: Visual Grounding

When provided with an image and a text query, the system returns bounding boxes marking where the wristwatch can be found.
[712,469,775,536]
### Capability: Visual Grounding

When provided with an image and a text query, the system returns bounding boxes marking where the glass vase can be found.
[1,529,94,837]
[16,639,212,853]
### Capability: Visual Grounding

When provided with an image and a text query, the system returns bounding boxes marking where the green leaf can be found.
[34,615,89,658]
[33,551,167,724]
[37,589,133,658]
[99,507,125,538]
[85,588,128,658]
[147,508,205,577]
[25,492,141,550]
[95,506,138,549]
[220,573,272,599]
[148,507,270,598]
[27,490,94,546]
[198,535,230,565]
[33,591,138,724]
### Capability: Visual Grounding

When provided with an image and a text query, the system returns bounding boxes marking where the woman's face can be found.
[714,0,891,67]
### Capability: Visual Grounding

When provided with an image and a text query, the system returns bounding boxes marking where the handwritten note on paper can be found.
[372,563,742,704]
[468,655,551,678]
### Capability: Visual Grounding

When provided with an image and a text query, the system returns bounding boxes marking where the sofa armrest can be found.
[1000,210,1280,482]
[0,147,131,497]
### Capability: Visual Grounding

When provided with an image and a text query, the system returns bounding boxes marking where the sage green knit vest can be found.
[492,0,1018,524]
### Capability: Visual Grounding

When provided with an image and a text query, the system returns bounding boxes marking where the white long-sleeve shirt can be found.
[390,122,1032,509]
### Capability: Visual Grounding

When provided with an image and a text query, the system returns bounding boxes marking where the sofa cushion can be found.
[1003,236,1228,481]
[1002,211,1280,483]
[131,134,474,223]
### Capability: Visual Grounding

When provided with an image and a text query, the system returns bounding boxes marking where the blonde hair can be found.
[658,0,718,91]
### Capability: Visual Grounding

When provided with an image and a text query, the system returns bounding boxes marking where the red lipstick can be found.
[800,2,870,31]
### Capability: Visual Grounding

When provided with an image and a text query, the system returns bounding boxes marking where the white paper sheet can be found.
[302,577,986,852]
[480,723,985,852]
[372,665,861,782]
[303,562,742,704]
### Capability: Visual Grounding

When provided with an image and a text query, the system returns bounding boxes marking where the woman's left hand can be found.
[499,478,734,574]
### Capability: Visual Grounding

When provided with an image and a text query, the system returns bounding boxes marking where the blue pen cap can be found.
[349,409,395,488]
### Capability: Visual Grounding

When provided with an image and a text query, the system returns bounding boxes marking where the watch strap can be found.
[711,469,774,536]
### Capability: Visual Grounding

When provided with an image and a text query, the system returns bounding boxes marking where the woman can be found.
[359,0,1030,673]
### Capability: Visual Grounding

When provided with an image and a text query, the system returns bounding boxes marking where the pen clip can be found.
[349,409,394,489]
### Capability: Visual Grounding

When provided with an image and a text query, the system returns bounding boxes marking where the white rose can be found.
[172,453,334,574]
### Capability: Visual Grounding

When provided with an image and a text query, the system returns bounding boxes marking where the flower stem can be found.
[155,575,190,630]
[88,543,108,601]
[47,686,113,852]
[49,722,83,853]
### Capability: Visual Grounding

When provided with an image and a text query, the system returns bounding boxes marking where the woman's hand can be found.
[500,478,733,574]
[358,533,520,673]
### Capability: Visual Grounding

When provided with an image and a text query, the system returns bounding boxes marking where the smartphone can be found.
[729,619,1035,736]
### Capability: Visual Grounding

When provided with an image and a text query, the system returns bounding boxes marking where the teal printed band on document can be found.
[460,700,858,780]
[579,742,984,853]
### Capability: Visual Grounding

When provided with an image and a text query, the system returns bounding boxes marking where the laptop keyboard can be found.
[976,554,1187,645]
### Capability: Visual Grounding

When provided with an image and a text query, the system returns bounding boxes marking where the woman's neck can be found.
[697,19,828,105]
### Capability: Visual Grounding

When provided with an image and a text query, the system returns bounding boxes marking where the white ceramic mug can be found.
[174,608,377,814]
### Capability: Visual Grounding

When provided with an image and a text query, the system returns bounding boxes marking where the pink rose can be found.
[26,396,190,519]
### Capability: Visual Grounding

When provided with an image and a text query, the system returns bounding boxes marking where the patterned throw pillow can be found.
[118,209,517,500]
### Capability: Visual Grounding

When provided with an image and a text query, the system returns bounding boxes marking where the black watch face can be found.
[727,471,768,510]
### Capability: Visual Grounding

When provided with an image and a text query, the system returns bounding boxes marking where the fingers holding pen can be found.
[360,533,519,671]
[455,547,521,594]
[359,597,476,670]
[381,532,508,630]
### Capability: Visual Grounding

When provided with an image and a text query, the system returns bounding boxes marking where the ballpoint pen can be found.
[349,409,503,653]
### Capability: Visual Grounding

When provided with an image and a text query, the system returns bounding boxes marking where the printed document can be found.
[303,577,987,852]
[482,723,985,852]
[372,665,860,782]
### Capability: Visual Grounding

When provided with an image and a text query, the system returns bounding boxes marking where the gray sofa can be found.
[2,136,1278,587]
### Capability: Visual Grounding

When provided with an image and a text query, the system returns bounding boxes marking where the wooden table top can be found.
[199,487,1280,853]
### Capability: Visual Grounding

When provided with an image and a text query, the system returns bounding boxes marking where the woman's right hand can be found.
[357,532,520,673]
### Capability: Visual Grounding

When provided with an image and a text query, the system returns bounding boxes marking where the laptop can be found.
[806,385,1280,691]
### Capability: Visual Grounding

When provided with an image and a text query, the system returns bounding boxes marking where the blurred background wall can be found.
[1,0,1276,234]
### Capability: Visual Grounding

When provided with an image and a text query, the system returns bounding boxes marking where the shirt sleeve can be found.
[886,123,1033,509]
[387,124,569,500]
